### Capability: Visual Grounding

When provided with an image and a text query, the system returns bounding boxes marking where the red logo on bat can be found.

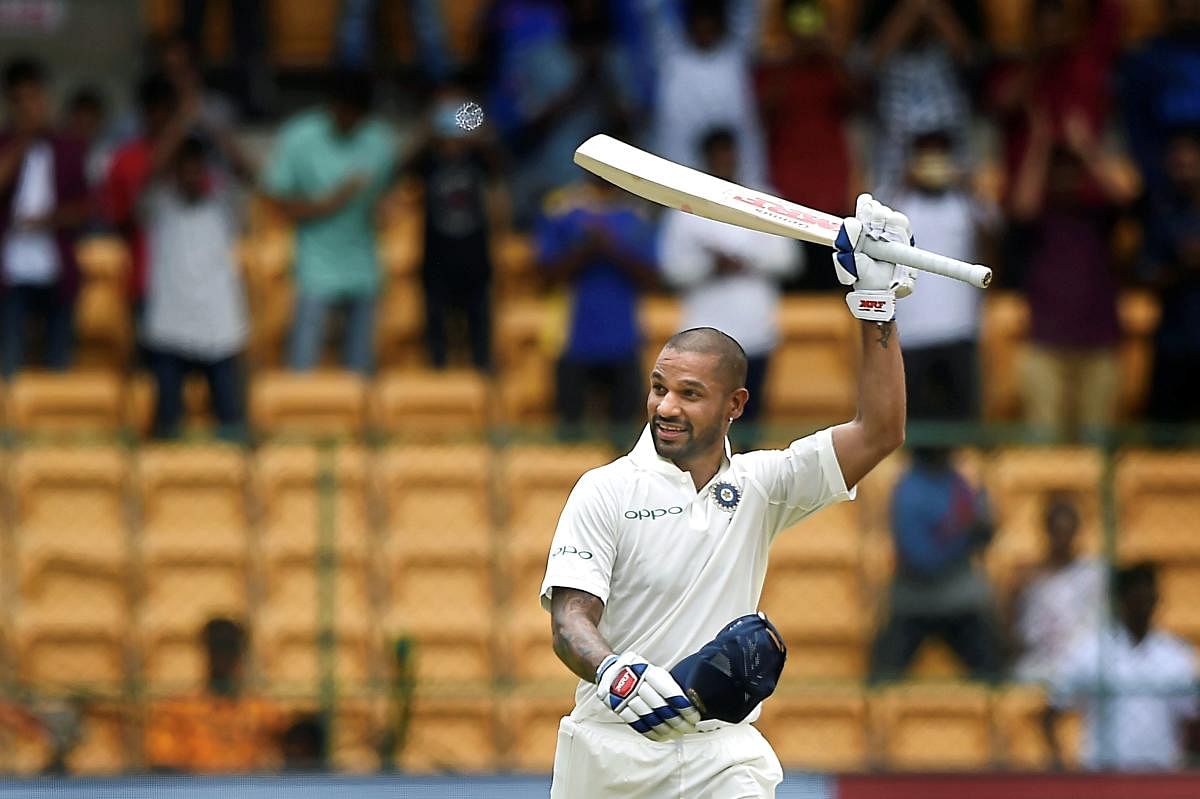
[612,667,638,699]
[859,300,887,310]
[730,195,841,231]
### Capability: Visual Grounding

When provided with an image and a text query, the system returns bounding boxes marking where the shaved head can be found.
[663,327,748,391]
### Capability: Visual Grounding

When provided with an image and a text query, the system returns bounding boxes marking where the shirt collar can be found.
[628,424,732,479]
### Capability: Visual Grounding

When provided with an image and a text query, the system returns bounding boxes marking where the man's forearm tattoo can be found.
[876,321,894,350]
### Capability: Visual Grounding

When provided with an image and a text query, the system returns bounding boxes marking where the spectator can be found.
[755,0,857,290]
[263,73,398,375]
[659,128,800,434]
[645,0,768,188]
[401,83,506,372]
[105,74,178,344]
[145,618,286,773]
[1119,0,1200,196]
[279,715,328,772]
[0,57,88,378]
[885,130,998,420]
[155,31,240,147]
[140,128,250,439]
[177,1,272,119]
[1141,129,1200,423]
[538,171,658,438]
[1011,109,1136,439]
[1044,563,1200,770]
[990,0,1123,199]
[868,446,1001,683]
[62,87,111,192]
[479,0,639,228]
[1009,495,1106,683]
[856,0,982,190]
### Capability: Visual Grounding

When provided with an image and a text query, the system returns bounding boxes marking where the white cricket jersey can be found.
[540,425,855,724]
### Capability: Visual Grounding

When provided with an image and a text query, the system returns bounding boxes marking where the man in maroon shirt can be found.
[0,57,88,376]
[104,74,178,350]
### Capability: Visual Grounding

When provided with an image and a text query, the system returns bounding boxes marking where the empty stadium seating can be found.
[7,372,124,436]
[760,562,868,680]
[873,683,993,771]
[767,296,857,420]
[757,686,869,772]
[501,691,575,772]
[397,694,499,773]
[250,371,367,438]
[370,370,489,436]
[1114,450,1200,562]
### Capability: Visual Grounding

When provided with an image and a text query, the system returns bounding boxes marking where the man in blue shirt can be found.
[537,173,658,438]
[869,445,1001,682]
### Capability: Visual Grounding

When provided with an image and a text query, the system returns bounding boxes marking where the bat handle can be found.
[862,239,992,289]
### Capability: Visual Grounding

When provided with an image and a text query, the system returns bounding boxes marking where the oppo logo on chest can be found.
[624,506,684,521]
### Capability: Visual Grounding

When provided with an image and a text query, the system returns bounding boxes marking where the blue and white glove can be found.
[595,651,701,742]
[833,193,916,322]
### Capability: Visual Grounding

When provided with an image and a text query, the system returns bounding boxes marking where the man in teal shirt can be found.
[262,74,397,373]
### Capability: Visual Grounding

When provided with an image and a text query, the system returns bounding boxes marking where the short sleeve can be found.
[539,471,618,611]
[737,427,856,538]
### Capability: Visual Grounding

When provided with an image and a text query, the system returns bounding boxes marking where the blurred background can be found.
[0,0,1198,795]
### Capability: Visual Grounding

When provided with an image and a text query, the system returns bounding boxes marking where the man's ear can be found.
[728,387,750,422]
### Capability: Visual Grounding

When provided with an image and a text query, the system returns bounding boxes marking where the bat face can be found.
[721,192,842,242]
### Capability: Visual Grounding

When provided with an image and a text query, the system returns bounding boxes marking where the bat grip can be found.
[862,239,992,289]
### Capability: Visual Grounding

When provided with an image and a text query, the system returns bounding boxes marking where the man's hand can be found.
[321,174,368,214]
[595,651,700,742]
[833,193,916,322]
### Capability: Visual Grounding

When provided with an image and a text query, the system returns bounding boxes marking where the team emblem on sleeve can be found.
[711,481,741,512]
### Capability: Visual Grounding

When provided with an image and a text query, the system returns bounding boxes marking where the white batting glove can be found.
[595,652,701,742]
[833,193,916,322]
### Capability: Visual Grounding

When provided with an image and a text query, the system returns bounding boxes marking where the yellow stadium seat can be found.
[375,278,425,370]
[1155,563,1200,640]
[378,196,423,281]
[980,292,1030,420]
[1115,451,1200,562]
[771,497,862,567]
[257,563,378,690]
[267,0,338,65]
[66,701,130,774]
[398,694,499,773]
[237,235,294,368]
[767,296,857,420]
[8,372,124,435]
[11,446,128,580]
[994,683,1082,769]
[501,691,575,772]
[255,444,371,562]
[74,281,132,371]
[493,231,537,301]
[378,444,492,562]
[501,443,615,562]
[495,299,557,421]
[986,447,1104,589]
[757,686,868,772]
[370,369,489,436]
[760,564,867,679]
[873,683,993,770]
[138,444,249,565]
[638,295,682,374]
[499,558,573,685]
[12,568,128,688]
[384,558,495,686]
[249,370,367,438]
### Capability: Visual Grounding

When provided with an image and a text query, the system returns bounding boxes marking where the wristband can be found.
[595,654,620,684]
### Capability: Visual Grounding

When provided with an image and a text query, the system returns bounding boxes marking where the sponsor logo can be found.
[858,299,887,310]
[550,545,593,560]
[729,194,842,232]
[624,507,684,520]
[612,666,638,699]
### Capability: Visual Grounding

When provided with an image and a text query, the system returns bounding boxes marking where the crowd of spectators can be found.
[0,0,1198,440]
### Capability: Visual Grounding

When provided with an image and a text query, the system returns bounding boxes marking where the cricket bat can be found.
[574,134,992,289]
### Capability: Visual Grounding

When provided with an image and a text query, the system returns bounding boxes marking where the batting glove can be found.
[833,193,916,322]
[595,652,701,742]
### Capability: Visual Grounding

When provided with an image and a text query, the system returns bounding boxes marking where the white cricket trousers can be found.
[549,715,783,798]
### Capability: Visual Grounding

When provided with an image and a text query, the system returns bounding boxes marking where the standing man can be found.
[262,72,397,375]
[0,57,89,377]
[542,195,913,797]
[659,128,801,433]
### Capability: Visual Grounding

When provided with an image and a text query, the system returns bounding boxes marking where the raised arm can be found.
[832,320,906,489]
[550,587,614,681]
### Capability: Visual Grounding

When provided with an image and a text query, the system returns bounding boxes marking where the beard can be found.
[651,416,724,463]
